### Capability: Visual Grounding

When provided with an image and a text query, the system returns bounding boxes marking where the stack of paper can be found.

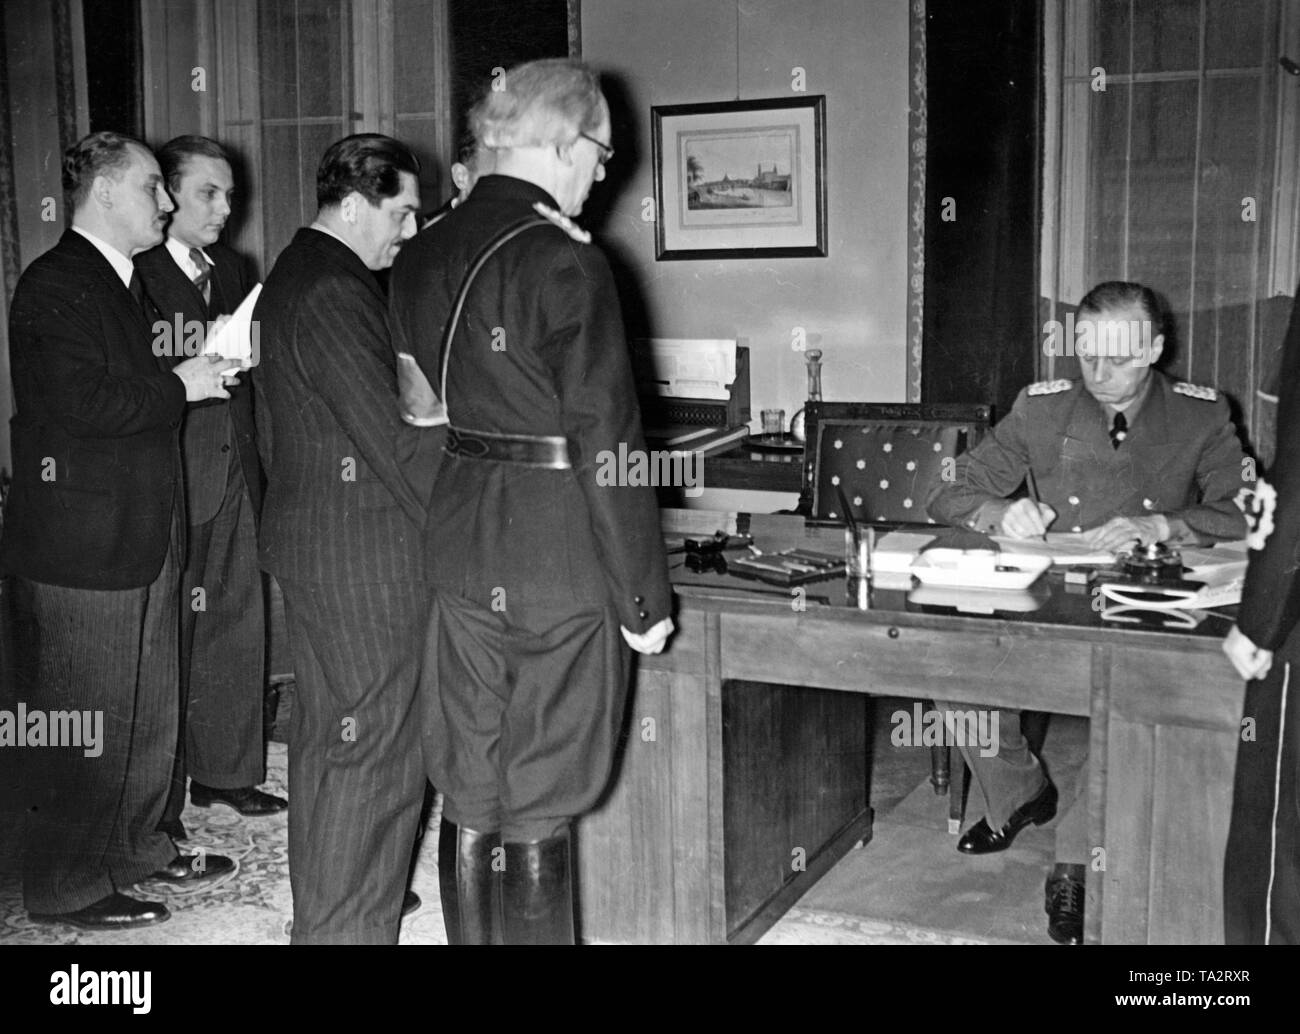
[202,283,262,368]
[990,532,1116,566]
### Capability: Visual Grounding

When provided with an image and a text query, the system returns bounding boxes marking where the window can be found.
[1042,0,1300,450]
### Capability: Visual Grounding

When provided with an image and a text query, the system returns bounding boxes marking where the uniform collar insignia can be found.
[1026,378,1074,396]
[532,201,592,244]
[1172,380,1218,401]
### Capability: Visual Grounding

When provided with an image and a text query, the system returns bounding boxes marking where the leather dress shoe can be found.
[190,783,287,816]
[957,779,1058,854]
[148,851,236,885]
[402,890,421,917]
[1045,865,1086,944]
[157,817,188,841]
[30,892,170,930]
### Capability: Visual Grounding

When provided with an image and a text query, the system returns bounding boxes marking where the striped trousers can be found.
[279,578,429,945]
[1225,653,1300,944]
[14,542,182,914]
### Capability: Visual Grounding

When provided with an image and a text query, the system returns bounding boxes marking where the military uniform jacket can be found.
[0,230,187,589]
[388,174,671,633]
[1240,288,1300,651]
[252,228,439,585]
[134,239,262,523]
[926,369,1249,541]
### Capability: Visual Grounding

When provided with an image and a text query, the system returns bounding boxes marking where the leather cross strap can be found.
[396,214,549,427]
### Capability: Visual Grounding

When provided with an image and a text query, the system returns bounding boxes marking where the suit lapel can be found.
[64,233,161,357]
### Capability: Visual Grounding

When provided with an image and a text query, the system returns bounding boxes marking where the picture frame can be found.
[651,95,827,260]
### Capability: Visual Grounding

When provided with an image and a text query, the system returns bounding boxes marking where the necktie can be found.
[128,270,156,323]
[1110,410,1128,449]
[190,247,212,306]
[129,270,146,310]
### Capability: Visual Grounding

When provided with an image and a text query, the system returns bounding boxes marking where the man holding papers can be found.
[927,280,1249,944]
[135,135,282,839]
[2,132,240,930]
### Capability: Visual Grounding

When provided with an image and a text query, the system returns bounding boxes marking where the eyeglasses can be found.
[577,131,615,166]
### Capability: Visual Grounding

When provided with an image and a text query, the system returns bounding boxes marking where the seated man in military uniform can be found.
[926,280,1250,944]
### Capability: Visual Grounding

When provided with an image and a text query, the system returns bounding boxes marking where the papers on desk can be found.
[911,549,1052,590]
[202,283,262,368]
[990,532,1117,566]
[635,339,737,400]
[1179,540,1249,609]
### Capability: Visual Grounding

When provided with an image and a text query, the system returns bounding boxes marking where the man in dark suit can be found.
[1222,290,1300,944]
[253,133,437,944]
[1,131,239,930]
[389,59,673,945]
[135,136,283,841]
[928,280,1249,944]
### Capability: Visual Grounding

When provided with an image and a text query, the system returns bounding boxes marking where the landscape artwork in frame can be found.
[652,95,826,259]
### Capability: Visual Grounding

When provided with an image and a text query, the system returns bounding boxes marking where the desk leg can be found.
[1087,644,1111,945]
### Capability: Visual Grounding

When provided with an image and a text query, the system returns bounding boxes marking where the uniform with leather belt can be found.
[389,171,672,941]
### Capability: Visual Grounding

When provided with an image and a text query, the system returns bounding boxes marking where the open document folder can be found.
[202,283,262,368]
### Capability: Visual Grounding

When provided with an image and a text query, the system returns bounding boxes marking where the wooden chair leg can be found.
[948,748,966,834]
[929,740,950,794]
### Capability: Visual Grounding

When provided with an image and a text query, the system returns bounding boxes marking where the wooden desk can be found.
[575,516,1245,944]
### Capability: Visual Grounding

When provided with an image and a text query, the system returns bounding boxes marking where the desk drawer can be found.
[719,613,1092,715]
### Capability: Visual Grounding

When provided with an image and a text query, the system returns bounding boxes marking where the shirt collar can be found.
[1102,373,1155,425]
[165,235,215,278]
[72,225,135,288]
[309,221,351,248]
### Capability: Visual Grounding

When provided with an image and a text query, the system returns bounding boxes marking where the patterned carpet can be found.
[0,741,447,946]
[0,732,1009,946]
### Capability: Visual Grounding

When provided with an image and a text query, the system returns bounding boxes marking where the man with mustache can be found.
[135,136,283,842]
[253,133,438,943]
[2,131,240,929]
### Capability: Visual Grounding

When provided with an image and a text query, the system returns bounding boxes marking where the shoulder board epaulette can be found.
[1172,381,1218,402]
[1026,379,1074,396]
[532,201,592,244]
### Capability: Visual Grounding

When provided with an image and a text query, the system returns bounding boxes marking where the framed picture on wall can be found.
[651,95,827,260]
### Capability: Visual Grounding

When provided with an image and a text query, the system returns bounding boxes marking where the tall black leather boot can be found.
[438,818,502,945]
[502,827,575,945]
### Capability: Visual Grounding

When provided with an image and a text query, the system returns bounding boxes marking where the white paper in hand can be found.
[203,283,262,368]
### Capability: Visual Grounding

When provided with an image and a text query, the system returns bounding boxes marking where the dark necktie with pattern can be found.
[189,247,212,306]
[1110,410,1128,449]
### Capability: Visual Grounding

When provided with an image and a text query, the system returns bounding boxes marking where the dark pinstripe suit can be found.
[135,240,265,820]
[0,230,186,913]
[253,228,442,944]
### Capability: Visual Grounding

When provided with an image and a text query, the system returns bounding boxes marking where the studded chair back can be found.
[801,402,992,523]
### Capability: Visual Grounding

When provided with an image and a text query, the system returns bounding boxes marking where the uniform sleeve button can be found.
[1142,498,1154,510]
[1071,525,1082,533]
[1067,495,1079,506]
